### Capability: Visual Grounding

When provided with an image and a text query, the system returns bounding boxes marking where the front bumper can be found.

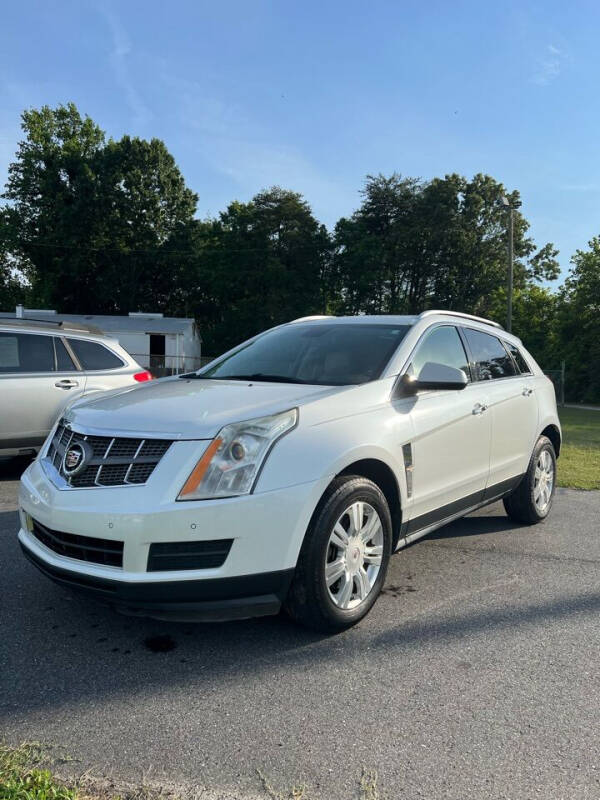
[18,453,330,621]
[20,543,294,621]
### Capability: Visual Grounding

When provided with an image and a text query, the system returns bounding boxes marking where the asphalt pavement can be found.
[2,458,600,799]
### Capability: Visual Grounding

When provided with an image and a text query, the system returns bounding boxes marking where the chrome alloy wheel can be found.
[534,449,554,512]
[324,501,384,610]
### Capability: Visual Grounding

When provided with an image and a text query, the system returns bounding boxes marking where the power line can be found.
[7,238,333,257]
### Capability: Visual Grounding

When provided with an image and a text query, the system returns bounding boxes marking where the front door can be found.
[394,324,492,534]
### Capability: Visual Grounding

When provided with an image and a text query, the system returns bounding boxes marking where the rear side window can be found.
[409,325,470,380]
[463,328,517,380]
[0,332,55,373]
[505,342,532,374]
[67,338,124,371]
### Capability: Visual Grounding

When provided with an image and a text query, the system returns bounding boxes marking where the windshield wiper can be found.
[185,372,307,384]
[215,373,309,384]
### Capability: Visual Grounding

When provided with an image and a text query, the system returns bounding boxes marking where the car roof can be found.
[290,310,503,331]
[290,314,419,326]
[0,317,108,339]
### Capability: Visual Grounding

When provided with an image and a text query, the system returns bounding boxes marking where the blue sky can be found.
[2,0,599,282]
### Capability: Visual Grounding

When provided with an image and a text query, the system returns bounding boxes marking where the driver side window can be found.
[409,325,470,380]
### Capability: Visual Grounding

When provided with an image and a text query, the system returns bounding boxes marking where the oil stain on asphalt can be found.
[144,634,177,653]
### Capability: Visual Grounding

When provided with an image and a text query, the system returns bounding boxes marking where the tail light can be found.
[133,370,153,382]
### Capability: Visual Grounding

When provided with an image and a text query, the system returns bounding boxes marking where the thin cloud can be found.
[158,71,350,226]
[561,183,600,192]
[532,44,563,86]
[97,3,151,129]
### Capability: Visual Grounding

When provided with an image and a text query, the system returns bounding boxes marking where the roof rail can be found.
[290,315,333,323]
[418,310,503,330]
[0,317,104,335]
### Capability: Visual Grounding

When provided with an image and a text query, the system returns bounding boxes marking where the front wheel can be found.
[284,476,392,633]
[503,435,557,525]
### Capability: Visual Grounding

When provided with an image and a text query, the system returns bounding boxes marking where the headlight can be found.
[177,408,298,500]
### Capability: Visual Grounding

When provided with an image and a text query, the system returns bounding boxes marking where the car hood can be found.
[65,377,345,439]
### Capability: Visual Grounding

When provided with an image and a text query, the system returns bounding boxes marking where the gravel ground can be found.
[1,460,599,799]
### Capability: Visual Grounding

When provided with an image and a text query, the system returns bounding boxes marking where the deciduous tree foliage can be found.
[0,208,26,309]
[555,239,600,402]
[1,103,197,313]
[5,103,600,401]
[177,188,331,353]
[329,173,559,316]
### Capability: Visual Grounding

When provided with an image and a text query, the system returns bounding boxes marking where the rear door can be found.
[0,331,84,451]
[461,327,538,494]
[65,337,131,394]
[396,324,492,531]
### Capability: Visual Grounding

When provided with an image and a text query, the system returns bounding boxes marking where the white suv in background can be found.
[1,318,152,457]
[17,311,561,632]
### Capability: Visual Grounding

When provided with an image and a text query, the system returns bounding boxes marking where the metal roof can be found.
[0,312,197,336]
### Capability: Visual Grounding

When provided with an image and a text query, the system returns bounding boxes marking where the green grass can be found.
[0,744,168,800]
[557,407,600,490]
[0,743,76,800]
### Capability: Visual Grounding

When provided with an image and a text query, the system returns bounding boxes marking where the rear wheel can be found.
[503,435,557,524]
[285,476,392,633]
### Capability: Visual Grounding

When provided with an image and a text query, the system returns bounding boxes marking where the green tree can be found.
[555,239,600,402]
[1,103,197,313]
[330,173,559,317]
[96,135,198,311]
[0,207,28,309]
[488,284,558,369]
[2,104,106,309]
[188,187,331,354]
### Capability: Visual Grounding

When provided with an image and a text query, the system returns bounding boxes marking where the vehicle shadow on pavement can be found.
[427,513,517,540]
[3,492,600,724]
[0,455,33,481]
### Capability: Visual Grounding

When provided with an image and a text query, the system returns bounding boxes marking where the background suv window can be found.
[0,332,55,373]
[409,325,470,378]
[67,338,124,370]
[55,338,76,371]
[463,328,517,380]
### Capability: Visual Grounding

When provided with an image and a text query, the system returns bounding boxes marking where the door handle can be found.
[522,387,533,397]
[54,379,79,390]
[472,402,488,415]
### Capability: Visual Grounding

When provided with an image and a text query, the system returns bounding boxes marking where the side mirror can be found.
[399,362,468,395]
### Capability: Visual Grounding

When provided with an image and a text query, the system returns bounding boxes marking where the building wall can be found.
[107,329,202,372]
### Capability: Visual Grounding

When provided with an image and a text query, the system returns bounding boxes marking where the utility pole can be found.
[502,196,514,332]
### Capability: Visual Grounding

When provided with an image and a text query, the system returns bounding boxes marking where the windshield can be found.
[197,323,411,386]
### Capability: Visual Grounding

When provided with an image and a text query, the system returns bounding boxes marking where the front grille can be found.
[45,421,171,488]
[147,540,233,571]
[31,519,123,567]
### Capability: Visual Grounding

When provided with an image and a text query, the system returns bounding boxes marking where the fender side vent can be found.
[402,443,414,498]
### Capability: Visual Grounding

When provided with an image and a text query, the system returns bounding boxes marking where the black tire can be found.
[503,435,557,525]
[284,475,392,633]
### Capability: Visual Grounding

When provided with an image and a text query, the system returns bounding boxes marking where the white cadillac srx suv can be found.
[17,311,561,632]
